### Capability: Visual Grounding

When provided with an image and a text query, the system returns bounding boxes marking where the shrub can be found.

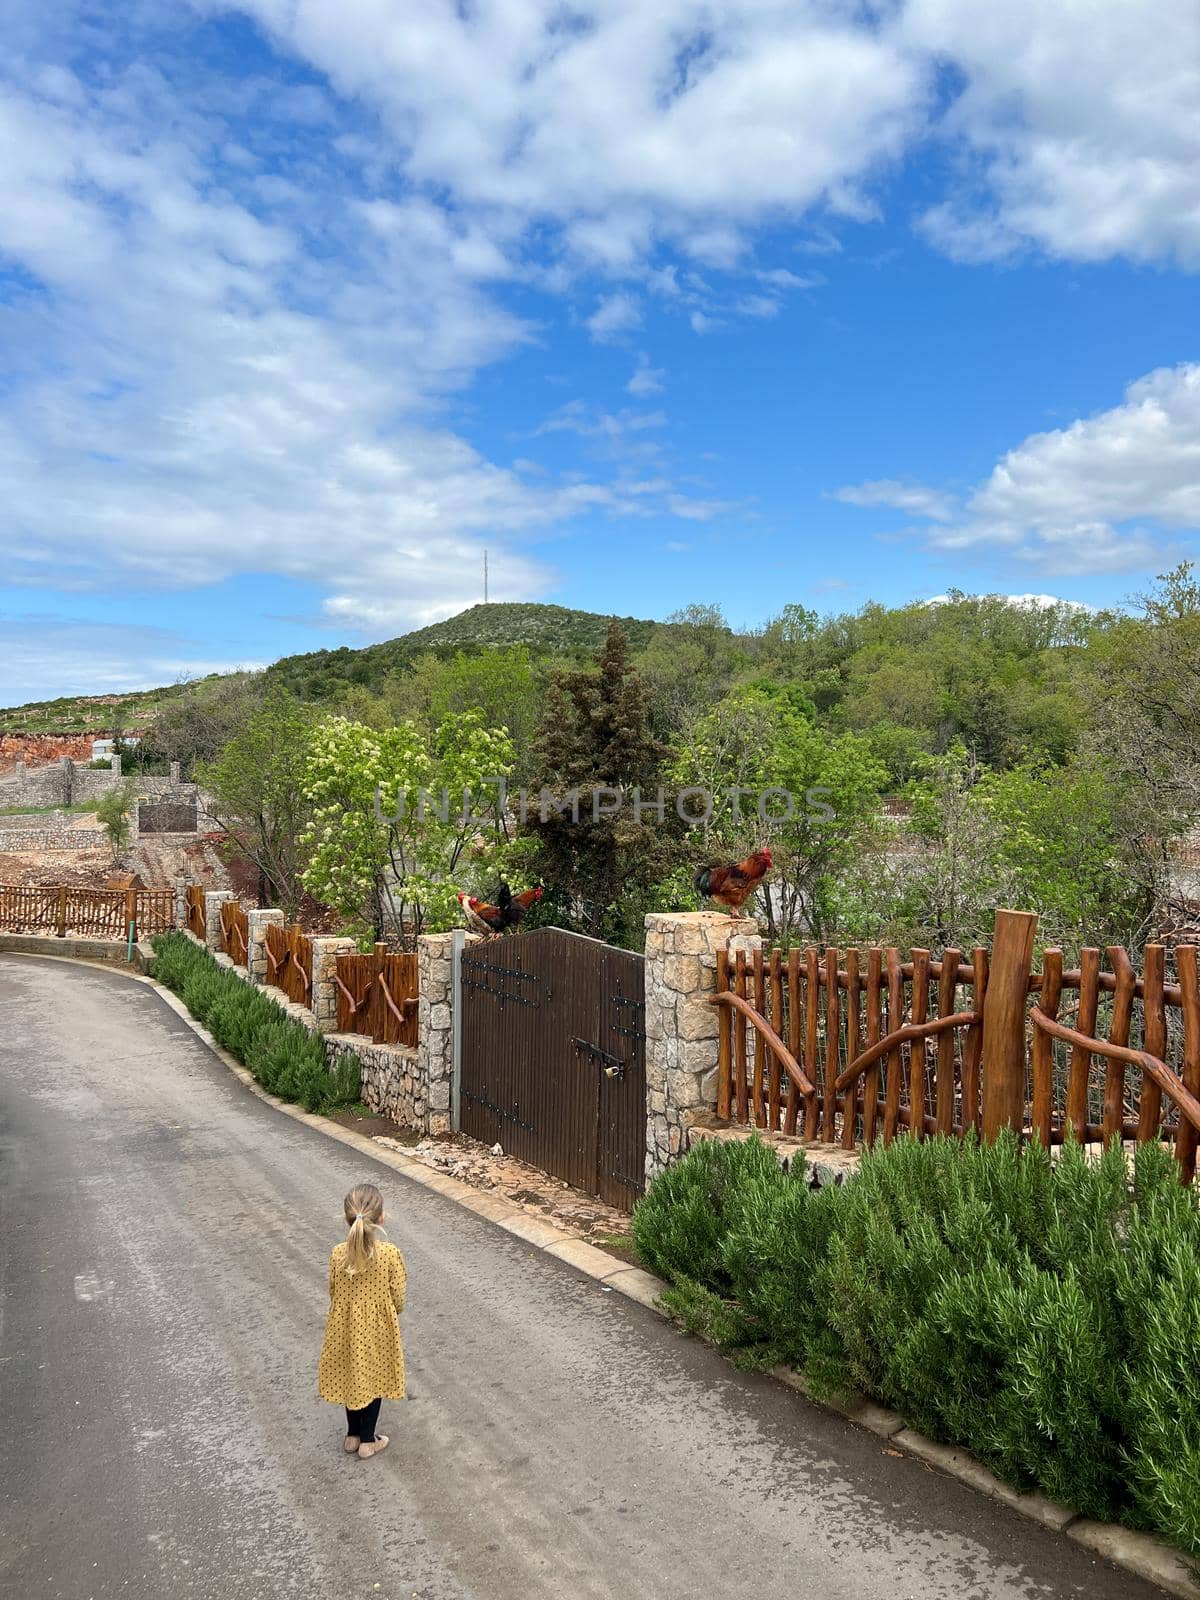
[149,932,360,1117]
[637,1129,1200,1555]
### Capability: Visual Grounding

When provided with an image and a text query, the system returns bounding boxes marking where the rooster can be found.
[457,883,543,938]
[694,848,773,915]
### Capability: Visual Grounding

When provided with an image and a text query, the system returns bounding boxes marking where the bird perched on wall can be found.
[693,848,773,915]
[457,883,543,937]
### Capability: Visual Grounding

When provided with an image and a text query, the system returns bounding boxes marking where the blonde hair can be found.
[342,1182,386,1275]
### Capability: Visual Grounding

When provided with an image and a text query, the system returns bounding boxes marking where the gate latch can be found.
[572,1037,624,1080]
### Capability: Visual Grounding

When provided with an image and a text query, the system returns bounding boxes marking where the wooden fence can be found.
[264,921,313,1007]
[185,884,206,942]
[219,899,249,966]
[713,909,1200,1180]
[334,943,419,1048]
[0,883,175,940]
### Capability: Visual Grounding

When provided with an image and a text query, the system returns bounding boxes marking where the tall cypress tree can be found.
[529,622,676,941]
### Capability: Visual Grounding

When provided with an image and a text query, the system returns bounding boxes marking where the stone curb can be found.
[6,948,1197,1600]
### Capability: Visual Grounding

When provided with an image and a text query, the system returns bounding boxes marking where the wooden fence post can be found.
[980,909,1038,1141]
[56,885,68,939]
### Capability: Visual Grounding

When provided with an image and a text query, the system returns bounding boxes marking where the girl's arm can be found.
[388,1248,407,1314]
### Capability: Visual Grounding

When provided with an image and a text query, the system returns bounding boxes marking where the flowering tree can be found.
[300,711,516,945]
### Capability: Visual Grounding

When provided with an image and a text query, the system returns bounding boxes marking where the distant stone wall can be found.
[0,827,109,852]
[0,754,202,826]
[0,761,71,808]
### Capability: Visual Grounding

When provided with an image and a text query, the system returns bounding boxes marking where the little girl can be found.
[318,1182,406,1459]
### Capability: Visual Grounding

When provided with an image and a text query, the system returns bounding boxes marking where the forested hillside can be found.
[10,578,1198,956]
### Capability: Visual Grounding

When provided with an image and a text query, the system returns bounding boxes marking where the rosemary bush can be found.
[633,1130,1200,1553]
[150,931,360,1116]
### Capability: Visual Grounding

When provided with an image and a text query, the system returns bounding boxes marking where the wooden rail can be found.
[264,922,313,1007]
[334,944,418,1047]
[0,883,174,940]
[715,910,1200,1181]
[219,899,249,965]
[185,884,206,941]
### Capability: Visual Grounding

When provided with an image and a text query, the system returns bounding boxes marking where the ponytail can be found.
[342,1182,386,1275]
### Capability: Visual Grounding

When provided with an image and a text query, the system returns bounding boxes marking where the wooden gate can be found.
[458,927,646,1212]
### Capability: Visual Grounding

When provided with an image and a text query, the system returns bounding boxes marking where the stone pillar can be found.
[204,889,234,953]
[173,878,188,930]
[417,930,479,1133]
[169,760,181,786]
[644,911,760,1182]
[59,756,73,806]
[111,753,122,777]
[310,936,356,1030]
[246,908,285,984]
[14,761,24,779]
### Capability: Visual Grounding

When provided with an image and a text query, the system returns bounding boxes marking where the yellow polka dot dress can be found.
[318,1239,406,1410]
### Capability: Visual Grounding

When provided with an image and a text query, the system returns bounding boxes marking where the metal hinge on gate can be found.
[572,1037,624,1079]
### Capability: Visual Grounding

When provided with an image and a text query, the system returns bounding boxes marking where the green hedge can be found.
[633,1132,1200,1555]
[150,931,361,1115]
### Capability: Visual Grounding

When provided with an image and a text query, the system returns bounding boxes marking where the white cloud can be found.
[907,0,1200,266]
[838,364,1200,575]
[585,291,642,342]
[227,0,926,264]
[831,479,956,522]
[627,355,666,397]
[922,593,1091,612]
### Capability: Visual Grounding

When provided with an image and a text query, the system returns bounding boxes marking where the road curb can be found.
[7,947,1197,1599]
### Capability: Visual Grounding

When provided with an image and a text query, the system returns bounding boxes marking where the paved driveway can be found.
[0,955,1163,1600]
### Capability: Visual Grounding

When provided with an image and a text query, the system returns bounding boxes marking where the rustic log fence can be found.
[185,884,206,942]
[264,921,313,1007]
[0,883,174,940]
[713,908,1200,1179]
[334,943,419,1048]
[219,899,249,966]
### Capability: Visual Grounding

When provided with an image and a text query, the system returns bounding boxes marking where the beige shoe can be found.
[343,1436,361,1454]
[357,1435,389,1460]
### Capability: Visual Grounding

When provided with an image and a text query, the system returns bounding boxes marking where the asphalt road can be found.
[0,955,1165,1600]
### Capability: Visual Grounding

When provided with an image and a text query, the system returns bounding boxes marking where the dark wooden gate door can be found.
[458,928,646,1211]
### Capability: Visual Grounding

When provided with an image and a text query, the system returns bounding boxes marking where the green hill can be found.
[263,603,666,699]
[0,603,668,728]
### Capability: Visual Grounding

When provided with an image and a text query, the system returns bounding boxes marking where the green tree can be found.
[1086,564,1200,915]
[528,622,676,943]
[198,684,316,918]
[638,604,743,740]
[669,685,887,942]
[94,781,134,860]
[300,710,515,945]
[136,672,265,777]
[977,760,1144,945]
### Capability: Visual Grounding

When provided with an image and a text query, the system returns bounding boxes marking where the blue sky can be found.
[1,0,1198,702]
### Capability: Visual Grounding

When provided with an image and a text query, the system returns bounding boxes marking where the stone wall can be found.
[643,911,760,1182]
[0,827,110,852]
[0,753,202,816]
[195,913,464,1135]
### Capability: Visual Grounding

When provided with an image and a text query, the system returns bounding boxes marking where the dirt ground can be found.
[372,1127,638,1253]
[0,831,231,891]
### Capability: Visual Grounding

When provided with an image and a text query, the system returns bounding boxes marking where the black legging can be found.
[345,1398,381,1444]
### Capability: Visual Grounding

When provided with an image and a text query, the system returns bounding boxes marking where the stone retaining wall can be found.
[200,921,458,1135]
[0,827,110,852]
